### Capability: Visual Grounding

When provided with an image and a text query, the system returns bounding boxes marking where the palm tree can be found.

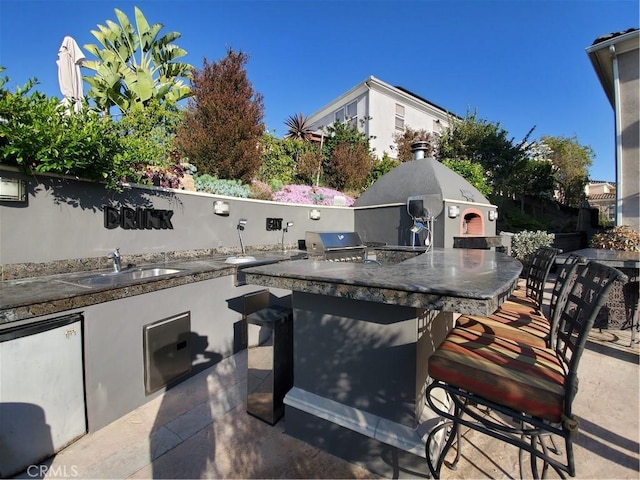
[285,113,314,140]
[83,6,193,114]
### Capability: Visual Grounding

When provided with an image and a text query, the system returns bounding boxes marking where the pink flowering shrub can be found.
[272,184,355,206]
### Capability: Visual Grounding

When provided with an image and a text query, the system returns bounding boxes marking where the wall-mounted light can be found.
[488,210,497,221]
[213,200,230,216]
[448,205,460,218]
[0,177,26,202]
[309,209,321,220]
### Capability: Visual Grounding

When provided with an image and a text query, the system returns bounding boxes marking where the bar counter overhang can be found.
[244,248,522,476]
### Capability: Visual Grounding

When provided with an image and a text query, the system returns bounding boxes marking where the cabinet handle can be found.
[65,328,77,338]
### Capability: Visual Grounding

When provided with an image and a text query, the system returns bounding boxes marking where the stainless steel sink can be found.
[62,267,183,288]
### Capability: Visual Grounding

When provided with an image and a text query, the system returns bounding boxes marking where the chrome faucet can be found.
[237,219,248,256]
[281,221,294,251]
[107,248,122,273]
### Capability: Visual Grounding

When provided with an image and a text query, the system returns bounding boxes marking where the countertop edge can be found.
[0,254,295,326]
[244,271,501,315]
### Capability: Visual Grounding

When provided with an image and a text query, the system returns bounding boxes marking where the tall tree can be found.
[175,48,265,182]
[518,139,557,201]
[321,120,374,192]
[442,159,493,197]
[83,6,193,114]
[505,141,556,212]
[541,135,593,207]
[437,110,533,198]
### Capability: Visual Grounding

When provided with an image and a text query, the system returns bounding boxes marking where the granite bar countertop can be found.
[244,248,522,316]
[0,252,299,326]
[1,246,522,326]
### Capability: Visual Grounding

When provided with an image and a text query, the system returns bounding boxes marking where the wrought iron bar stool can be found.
[456,253,584,348]
[503,246,561,313]
[455,245,560,347]
[438,253,584,468]
[425,260,627,479]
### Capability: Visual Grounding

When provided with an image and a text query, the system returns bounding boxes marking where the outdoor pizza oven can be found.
[353,142,499,248]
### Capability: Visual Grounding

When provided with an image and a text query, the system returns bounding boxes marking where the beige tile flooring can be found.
[16,327,638,480]
[16,352,378,480]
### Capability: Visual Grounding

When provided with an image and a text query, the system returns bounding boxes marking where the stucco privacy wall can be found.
[0,170,354,266]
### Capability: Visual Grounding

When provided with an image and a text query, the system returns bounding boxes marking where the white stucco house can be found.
[586,28,639,230]
[305,76,455,159]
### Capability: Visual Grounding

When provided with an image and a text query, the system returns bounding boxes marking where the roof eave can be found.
[586,46,616,107]
[586,29,640,108]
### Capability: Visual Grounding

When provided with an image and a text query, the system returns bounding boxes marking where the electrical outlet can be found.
[266,218,283,231]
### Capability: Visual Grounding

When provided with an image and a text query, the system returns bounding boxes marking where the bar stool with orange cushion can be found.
[456,253,584,348]
[425,260,627,479]
[464,246,559,345]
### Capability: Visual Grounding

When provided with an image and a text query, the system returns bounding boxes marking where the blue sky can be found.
[1,0,637,182]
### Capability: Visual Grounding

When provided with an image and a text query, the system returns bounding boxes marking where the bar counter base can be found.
[284,387,448,456]
[283,290,454,479]
[285,406,432,479]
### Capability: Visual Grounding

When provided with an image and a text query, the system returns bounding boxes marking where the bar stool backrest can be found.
[547,253,585,347]
[556,261,627,417]
[524,246,561,308]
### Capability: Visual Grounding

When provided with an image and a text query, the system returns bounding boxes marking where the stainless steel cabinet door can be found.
[0,314,86,477]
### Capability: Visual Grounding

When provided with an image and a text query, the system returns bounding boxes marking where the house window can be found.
[335,101,358,127]
[395,103,405,131]
[346,101,358,128]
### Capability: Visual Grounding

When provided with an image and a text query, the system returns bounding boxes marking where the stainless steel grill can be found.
[305,231,367,262]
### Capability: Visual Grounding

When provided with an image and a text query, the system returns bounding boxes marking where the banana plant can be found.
[83,6,193,114]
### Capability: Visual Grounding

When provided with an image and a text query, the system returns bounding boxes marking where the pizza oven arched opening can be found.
[461,209,484,236]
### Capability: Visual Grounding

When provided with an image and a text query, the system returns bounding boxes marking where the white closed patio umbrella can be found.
[56,36,86,113]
